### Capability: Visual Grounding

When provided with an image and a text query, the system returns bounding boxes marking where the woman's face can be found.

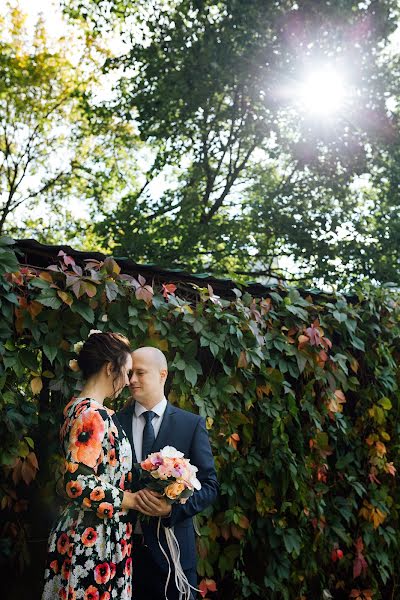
[109,353,133,399]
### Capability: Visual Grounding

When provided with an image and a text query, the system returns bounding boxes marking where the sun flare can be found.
[296,67,347,116]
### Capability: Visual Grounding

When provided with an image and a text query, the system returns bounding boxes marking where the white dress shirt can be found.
[132,397,167,534]
[132,396,168,463]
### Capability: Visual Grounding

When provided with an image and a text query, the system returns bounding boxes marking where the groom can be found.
[117,347,219,600]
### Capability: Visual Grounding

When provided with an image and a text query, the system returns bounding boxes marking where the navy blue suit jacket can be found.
[116,401,219,572]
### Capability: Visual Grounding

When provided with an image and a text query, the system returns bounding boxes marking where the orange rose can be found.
[141,458,156,471]
[164,482,185,500]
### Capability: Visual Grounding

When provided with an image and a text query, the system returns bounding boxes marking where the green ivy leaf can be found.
[70,302,95,323]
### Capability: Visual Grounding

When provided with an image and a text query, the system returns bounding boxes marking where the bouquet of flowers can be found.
[136,446,201,599]
[137,445,201,504]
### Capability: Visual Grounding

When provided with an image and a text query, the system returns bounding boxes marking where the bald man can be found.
[117,347,218,600]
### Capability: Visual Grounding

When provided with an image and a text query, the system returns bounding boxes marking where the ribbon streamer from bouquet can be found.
[157,518,200,600]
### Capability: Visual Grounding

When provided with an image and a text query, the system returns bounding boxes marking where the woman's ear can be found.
[106,362,113,377]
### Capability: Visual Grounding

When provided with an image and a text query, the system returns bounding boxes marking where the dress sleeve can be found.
[61,405,124,518]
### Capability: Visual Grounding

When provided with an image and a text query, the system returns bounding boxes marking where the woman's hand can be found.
[135,489,172,517]
[122,490,170,516]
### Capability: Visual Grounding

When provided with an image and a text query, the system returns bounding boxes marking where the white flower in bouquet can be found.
[160,446,184,459]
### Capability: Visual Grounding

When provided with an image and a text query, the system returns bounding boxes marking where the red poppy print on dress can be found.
[94,563,111,585]
[49,560,59,573]
[109,562,116,579]
[66,480,83,498]
[69,409,104,468]
[124,557,132,577]
[81,527,98,547]
[107,448,117,467]
[61,558,71,581]
[57,533,70,555]
[65,461,78,474]
[42,398,132,600]
[84,586,100,600]
[89,487,105,502]
[96,502,113,519]
[119,539,127,558]
[82,497,92,509]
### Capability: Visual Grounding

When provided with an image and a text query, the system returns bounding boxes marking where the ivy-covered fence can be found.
[0,235,399,600]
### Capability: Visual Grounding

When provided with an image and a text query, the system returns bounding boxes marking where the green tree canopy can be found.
[0,4,141,248]
[65,0,400,286]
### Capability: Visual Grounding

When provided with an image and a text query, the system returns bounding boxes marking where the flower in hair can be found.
[73,341,84,354]
[89,329,102,337]
[69,359,80,372]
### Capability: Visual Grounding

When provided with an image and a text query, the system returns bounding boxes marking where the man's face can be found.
[129,351,166,406]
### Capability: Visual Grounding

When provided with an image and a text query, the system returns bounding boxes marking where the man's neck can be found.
[135,396,165,410]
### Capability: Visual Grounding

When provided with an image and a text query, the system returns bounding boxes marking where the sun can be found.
[296,67,348,116]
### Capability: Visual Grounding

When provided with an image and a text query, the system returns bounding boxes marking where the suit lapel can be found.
[151,401,177,453]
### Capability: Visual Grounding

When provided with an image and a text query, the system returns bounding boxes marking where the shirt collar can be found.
[134,397,167,419]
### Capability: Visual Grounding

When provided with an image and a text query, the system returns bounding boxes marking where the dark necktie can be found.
[142,411,156,460]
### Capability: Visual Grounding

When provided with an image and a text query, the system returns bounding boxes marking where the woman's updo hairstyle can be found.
[77,332,131,379]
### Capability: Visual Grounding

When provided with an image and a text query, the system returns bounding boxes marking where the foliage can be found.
[0,238,399,599]
[0,4,141,242]
[64,0,400,286]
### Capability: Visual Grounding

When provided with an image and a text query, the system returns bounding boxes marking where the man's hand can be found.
[135,489,172,517]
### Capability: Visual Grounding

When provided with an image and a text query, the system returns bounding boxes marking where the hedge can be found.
[0,235,399,600]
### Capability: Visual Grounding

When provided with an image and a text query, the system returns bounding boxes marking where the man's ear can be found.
[160,368,168,382]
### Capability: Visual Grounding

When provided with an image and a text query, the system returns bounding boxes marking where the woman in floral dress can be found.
[42,332,140,600]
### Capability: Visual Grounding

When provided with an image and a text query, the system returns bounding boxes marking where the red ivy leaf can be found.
[162,283,177,298]
[58,250,76,267]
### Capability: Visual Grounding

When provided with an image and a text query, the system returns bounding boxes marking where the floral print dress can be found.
[42,397,134,600]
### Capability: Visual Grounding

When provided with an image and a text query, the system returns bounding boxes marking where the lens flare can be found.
[296,68,347,116]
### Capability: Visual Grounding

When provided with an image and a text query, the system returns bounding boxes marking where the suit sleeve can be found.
[162,416,219,528]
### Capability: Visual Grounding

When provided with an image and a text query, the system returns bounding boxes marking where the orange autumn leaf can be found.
[349,590,373,600]
[162,283,177,298]
[298,334,309,349]
[385,462,396,476]
[350,356,359,373]
[39,271,53,283]
[375,441,386,457]
[227,433,240,449]
[57,290,73,306]
[359,500,387,529]
[199,579,217,598]
[326,389,346,414]
[237,351,248,368]
[256,384,271,399]
[30,377,43,395]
